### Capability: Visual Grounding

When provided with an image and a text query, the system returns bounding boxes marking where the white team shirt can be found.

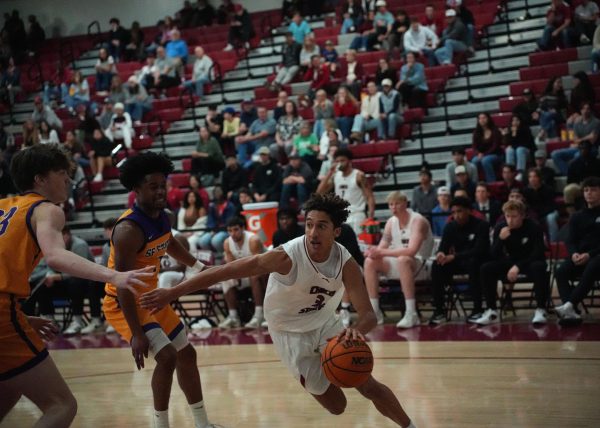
[264,236,352,333]
[386,209,434,259]
[226,230,258,259]
[334,169,366,215]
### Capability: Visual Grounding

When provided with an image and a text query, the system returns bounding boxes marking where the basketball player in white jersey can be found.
[140,193,417,428]
[219,216,266,328]
[316,148,375,235]
[364,191,434,329]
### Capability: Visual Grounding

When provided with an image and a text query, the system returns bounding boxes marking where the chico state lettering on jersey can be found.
[145,239,171,257]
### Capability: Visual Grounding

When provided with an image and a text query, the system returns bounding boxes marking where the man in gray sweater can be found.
[434,9,468,65]
[270,32,302,90]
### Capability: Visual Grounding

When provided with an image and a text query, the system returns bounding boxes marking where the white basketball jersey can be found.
[387,209,434,259]
[265,236,352,333]
[226,231,257,259]
[334,169,366,215]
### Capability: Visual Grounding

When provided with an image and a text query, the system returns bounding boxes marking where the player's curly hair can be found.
[119,152,174,191]
[303,192,350,228]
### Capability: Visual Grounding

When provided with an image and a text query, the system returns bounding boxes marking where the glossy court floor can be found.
[3,319,600,428]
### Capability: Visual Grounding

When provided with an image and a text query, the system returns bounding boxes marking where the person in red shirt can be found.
[333,86,359,140]
[537,0,575,50]
[304,54,331,101]
[166,176,184,211]
[421,3,444,37]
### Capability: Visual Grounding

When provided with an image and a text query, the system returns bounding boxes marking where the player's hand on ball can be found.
[337,328,366,343]
[139,287,174,314]
[28,316,59,341]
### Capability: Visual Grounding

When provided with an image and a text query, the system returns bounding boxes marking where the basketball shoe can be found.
[473,308,499,325]
[218,316,241,329]
[244,315,264,328]
[80,318,105,334]
[396,312,420,329]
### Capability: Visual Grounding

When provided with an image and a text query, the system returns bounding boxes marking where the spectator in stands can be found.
[568,72,595,120]
[123,75,151,125]
[31,96,62,130]
[503,115,535,180]
[537,76,567,141]
[445,147,477,186]
[183,46,213,97]
[4,10,26,63]
[429,196,490,324]
[219,106,240,155]
[555,176,600,325]
[108,74,126,105]
[318,121,342,163]
[471,112,502,182]
[177,190,207,232]
[104,102,134,150]
[165,28,189,75]
[378,78,402,139]
[165,176,184,211]
[217,0,236,24]
[524,167,559,242]
[199,185,235,252]
[553,102,599,175]
[195,0,216,27]
[474,182,501,225]
[434,9,468,65]
[334,85,360,139]
[269,32,302,91]
[252,146,282,202]
[497,164,523,203]
[316,147,375,233]
[224,3,255,51]
[149,46,180,90]
[317,140,340,181]
[178,1,196,28]
[341,0,365,34]
[304,54,330,102]
[404,18,439,66]
[475,200,549,325]
[375,57,397,88]
[537,0,575,51]
[351,80,383,141]
[512,88,540,127]
[288,11,313,44]
[272,207,303,247]
[240,98,258,127]
[38,120,59,145]
[367,0,394,51]
[60,70,90,112]
[349,10,377,52]
[123,21,145,62]
[534,149,556,188]
[95,47,116,95]
[26,15,45,55]
[397,52,428,109]
[422,3,444,37]
[138,53,158,89]
[340,49,364,98]
[411,167,438,216]
[235,187,254,213]
[97,99,114,130]
[222,155,248,199]
[321,40,339,74]
[564,141,600,213]
[22,119,39,147]
[0,151,15,197]
[106,18,127,61]
[280,154,314,209]
[205,103,224,140]
[292,121,319,168]
[313,89,335,138]
[388,9,411,53]
[451,164,476,201]
[448,0,475,50]
[364,190,434,327]
[62,130,88,170]
[0,56,20,105]
[235,106,276,168]
[274,100,302,159]
[188,173,210,208]
[592,25,600,72]
[89,128,114,182]
[191,125,225,179]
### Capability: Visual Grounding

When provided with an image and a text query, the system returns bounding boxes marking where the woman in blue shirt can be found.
[396,52,428,108]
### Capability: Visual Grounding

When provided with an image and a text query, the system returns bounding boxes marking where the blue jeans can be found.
[537,25,573,51]
[96,72,113,91]
[198,230,228,252]
[592,49,600,73]
[466,24,475,47]
[313,119,325,139]
[545,210,559,243]
[60,84,88,109]
[539,110,560,138]
[236,140,256,169]
[183,76,211,97]
[351,115,383,138]
[350,35,368,51]
[336,117,354,139]
[551,147,579,176]
[43,83,61,105]
[126,102,150,122]
[280,183,310,209]
[472,154,500,182]
[434,39,467,65]
[505,146,530,173]
[377,112,402,139]
[422,48,437,67]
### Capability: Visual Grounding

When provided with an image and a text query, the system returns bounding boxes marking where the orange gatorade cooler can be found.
[241,202,279,247]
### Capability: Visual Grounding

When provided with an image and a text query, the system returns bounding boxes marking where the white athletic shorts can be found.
[146,325,189,356]
[269,316,343,395]
[383,256,431,282]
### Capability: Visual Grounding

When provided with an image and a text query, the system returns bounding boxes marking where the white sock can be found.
[405,299,416,315]
[254,306,263,318]
[153,409,169,428]
[73,315,84,324]
[189,401,210,428]
[91,317,102,324]
[341,302,350,309]
[370,298,380,312]
[228,309,239,319]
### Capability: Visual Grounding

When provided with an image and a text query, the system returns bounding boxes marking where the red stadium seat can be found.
[491,113,512,128]
[182,158,192,172]
[169,173,191,188]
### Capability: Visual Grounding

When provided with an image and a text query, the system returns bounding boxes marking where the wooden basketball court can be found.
[3,324,600,428]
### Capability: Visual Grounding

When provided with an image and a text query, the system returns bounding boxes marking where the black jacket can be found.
[491,218,546,269]
[566,205,600,258]
[439,216,490,263]
[252,160,282,201]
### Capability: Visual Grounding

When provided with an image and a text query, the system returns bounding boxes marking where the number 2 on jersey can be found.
[0,206,17,236]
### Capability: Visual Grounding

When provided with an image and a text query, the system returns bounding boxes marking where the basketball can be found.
[321,336,374,388]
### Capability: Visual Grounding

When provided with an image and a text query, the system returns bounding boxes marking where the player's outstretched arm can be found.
[342,258,377,338]
[33,203,153,295]
[140,247,292,313]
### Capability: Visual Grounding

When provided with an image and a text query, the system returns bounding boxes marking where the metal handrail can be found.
[179,86,198,129]
[87,20,102,48]
[210,61,226,103]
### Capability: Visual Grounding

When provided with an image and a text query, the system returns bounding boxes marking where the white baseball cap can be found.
[382,78,393,86]
[445,9,457,17]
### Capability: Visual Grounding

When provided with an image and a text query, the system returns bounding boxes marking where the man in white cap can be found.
[378,78,402,139]
[104,102,135,149]
[431,186,452,237]
[434,9,468,65]
[124,75,151,125]
[368,1,394,50]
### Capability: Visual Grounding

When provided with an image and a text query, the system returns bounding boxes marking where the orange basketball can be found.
[321,336,374,388]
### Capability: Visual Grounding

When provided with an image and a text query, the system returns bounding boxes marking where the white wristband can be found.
[192,260,206,271]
